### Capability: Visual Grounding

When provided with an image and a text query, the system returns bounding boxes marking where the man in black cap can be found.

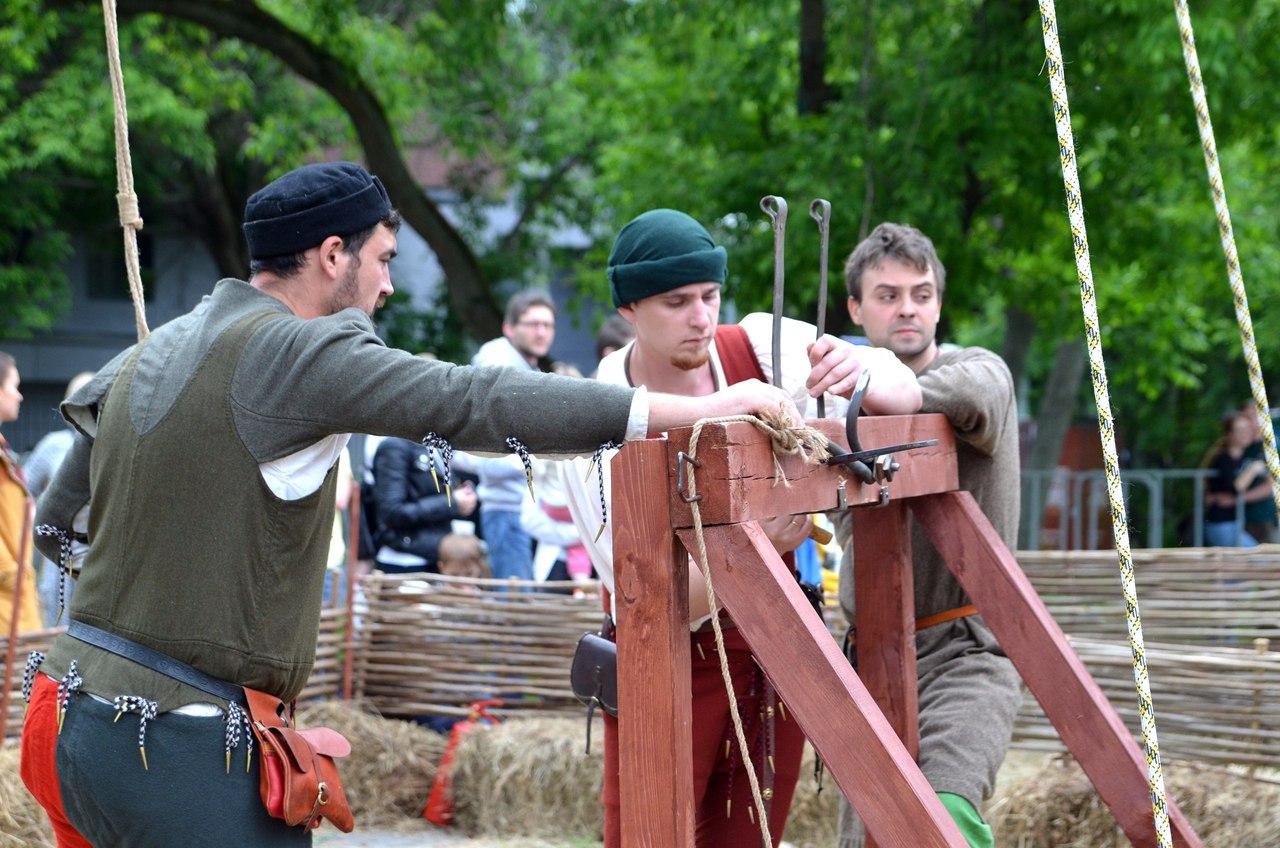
[21,165,799,847]
[562,208,922,848]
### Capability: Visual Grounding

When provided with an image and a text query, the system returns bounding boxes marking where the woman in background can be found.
[0,351,43,633]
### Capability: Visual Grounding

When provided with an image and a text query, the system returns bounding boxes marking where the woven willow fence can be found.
[6,547,1279,768]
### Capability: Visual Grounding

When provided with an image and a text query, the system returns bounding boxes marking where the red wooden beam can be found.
[676,521,967,847]
[664,415,957,528]
[912,492,1204,848]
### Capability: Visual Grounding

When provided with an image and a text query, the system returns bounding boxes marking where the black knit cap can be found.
[607,209,728,307]
[243,161,392,258]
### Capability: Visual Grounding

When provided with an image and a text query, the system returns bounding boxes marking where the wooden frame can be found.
[612,416,1204,848]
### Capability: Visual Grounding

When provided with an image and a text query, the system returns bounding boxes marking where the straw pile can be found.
[448,715,604,838]
[0,744,52,848]
[295,700,447,829]
[988,756,1280,847]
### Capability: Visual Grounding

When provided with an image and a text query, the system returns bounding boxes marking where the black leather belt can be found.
[66,620,244,704]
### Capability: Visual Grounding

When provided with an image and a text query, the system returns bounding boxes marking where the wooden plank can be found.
[665,415,957,528]
[852,500,919,758]
[613,440,695,848]
[676,522,966,848]
[912,492,1205,848]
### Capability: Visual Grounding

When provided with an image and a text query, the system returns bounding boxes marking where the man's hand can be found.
[806,336,922,415]
[806,334,869,400]
[647,379,803,434]
[759,513,813,555]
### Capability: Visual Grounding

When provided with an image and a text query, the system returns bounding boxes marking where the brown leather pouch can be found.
[570,627,618,718]
[245,688,355,833]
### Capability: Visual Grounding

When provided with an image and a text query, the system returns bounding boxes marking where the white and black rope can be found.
[22,651,45,702]
[112,694,159,770]
[34,524,74,623]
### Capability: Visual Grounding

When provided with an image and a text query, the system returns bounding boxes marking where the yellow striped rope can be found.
[1038,4,1172,846]
[1173,0,1280,518]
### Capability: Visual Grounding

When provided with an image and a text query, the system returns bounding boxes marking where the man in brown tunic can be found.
[835,222,1023,848]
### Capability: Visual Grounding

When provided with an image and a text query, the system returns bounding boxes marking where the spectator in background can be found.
[437,533,491,581]
[1203,411,1261,547]
[521,457,593,594]
[463,290,558,582]
[372,436,479,573]
[1239,400,1278,544]
[0,351,42,634]
[24,371,95,620]
[473,289,556,370]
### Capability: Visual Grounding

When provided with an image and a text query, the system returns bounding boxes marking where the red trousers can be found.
[602,626,806,848]
[20,674,95,848]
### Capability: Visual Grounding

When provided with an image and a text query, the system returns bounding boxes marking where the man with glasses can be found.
[462,290,560,581]
[473,289,557,370]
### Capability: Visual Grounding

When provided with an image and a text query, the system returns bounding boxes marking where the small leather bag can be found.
[245,688,355,833]
[570,615,618,718]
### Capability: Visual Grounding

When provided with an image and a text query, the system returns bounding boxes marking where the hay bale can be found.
[296,699,447,829]
[781,745,841,848]
[988,756,1280,847]
[0,743,53,848]
[449,715,603,838]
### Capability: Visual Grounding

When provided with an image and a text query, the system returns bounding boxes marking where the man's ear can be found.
[501,321,516,340]
[847,296,863,327]
[617,304,636,324]
[316,235,347,280]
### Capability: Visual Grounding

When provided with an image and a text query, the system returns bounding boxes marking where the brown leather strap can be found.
[847,604,979,647]
[714,324,767,385]
[914,603,979,631]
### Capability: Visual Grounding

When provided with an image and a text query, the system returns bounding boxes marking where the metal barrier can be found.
[1021,468,1218,550]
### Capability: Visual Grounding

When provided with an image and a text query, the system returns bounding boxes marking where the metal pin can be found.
[584,455,597,483]
[768,754,775,773]
[114,711,123,723]
[445,482,453,508]
[58,708,66,734]
[140,746,148,771]
[748,806,755,824]
[226,751,231,774]
[779,702,787,722]
[724,740,731,759]
[594,523,606,544]
[524,466,536,501]
[696,642,706,661]
[430,465,441,493]
[727,799,732,818]
[809,198,832,418]
[760,196,789,389]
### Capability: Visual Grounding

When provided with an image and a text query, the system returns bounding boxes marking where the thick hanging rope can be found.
[101,0,149,341]
[683,408,829,847]
[1038,5,1172,846]
[1173,0,1280,517]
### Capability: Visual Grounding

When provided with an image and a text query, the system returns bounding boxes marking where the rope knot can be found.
[116,192,143,230]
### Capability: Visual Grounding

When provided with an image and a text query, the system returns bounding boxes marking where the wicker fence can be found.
[5,547,1280,768]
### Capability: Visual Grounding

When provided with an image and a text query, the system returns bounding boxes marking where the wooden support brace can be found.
[912,491,1205,848]
[676,521,967,848]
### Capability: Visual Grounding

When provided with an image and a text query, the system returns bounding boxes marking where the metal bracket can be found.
[676,451,702,504]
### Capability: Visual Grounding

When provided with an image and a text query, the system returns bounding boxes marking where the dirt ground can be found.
[313,749,1053,848]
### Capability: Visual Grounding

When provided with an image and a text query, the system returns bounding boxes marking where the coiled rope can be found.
[682,408,829,847]
[1038,4,1171,846]
[101,0,149,341]
[1173,0,1280,516]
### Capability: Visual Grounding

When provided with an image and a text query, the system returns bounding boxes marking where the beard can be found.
[670,345,711,371]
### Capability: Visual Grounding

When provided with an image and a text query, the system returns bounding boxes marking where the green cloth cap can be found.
[607,209,728,307]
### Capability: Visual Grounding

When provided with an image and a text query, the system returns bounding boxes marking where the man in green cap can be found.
[563,208,921,847]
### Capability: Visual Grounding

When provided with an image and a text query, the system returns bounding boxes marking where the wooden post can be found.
[613,440,695,847]
[852,499,919,757]
[912,491,1204,848]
